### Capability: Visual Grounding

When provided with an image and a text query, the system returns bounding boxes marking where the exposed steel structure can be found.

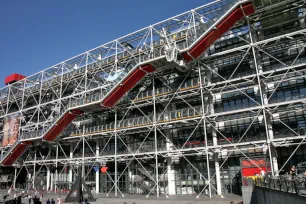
[0,0,306,198]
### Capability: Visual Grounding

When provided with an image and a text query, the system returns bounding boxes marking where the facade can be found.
[1,0,306,198]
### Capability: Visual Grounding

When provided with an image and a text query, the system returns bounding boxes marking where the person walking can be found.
[57,196,61,204]
[290,165,297,177]
[46,199,51,204]
[51,199,55,204]
[28,194,32,204]
[17,195,21,204]
[260,169,266,178]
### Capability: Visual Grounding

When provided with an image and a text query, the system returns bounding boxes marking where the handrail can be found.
[254,175,306,196]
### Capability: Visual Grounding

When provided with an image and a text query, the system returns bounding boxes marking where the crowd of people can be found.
[1,189,64,204]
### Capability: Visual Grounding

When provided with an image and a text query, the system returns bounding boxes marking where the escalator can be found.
[1,141,32,166]
[137,168,156,195]
[0,0,255,166]
[182,2,254,61]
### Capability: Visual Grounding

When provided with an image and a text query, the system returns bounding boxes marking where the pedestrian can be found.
[260,170,266,177]
[57,196,61,204]
[28,194,32,204]
[51,199,55,204]
[46,199,51,204]
[290,165,296,177]
[17,195,21,204]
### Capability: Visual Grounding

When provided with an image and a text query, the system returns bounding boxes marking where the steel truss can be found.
[1,0,306,200]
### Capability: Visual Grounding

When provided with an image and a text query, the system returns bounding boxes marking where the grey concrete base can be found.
[242,186,254,204]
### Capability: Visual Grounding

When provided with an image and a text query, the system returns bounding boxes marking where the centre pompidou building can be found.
[0,0,306,198]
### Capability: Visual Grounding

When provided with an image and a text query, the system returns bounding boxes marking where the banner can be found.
[2,113,20,147]
[240,157,270,177]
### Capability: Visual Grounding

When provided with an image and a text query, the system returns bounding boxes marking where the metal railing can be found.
[255,175,306,196]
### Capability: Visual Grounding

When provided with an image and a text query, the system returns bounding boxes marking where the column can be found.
[114,108,118,197]
[266,115,279,176]
[69,144,73,188]
[50,173,54,191]
[153,75,159,197]
[205,68,222,196]
[214,152,222,195]
[13,168,17,189]
[95,140,100,193]
[210,94,221,195]
[46,168,50,191]
[55,144,59,191]
[166,130,176,195]
[199,66,212,198]
[33,149,37,189]
[261,80,279,176]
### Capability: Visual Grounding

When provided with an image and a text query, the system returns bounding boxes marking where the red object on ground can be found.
[101,167,108,174]
[182,3,255,61]
[5,74,26,85]
[43,109,83,141]
[102,64,155,107]
[2,141,32,166]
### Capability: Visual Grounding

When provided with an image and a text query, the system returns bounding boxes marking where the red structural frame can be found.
[1,141,32,166]
[5,74,26,85]
[182,3,254,61]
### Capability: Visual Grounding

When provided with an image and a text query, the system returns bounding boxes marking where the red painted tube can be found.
[2,141,32,166]
[183,3,255,61]
[43,109,83,141]
[102,64,155,107]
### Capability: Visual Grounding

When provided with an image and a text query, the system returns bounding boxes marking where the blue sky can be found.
[0,0,210,85]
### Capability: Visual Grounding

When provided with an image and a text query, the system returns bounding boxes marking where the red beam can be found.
[102,64,155,107]
[182,3,254,61]
[2,141,32,166]
[43,109,83,141]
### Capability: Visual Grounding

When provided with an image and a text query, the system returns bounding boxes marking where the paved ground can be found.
[91,194,243,204]
[0,190,242,204]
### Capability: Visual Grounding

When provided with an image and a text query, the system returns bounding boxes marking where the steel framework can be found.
[1,0,306,199]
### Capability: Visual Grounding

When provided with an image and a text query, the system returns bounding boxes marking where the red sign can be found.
[241,158,270,177]
[241,159,267,168]
[242,167,270,177]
